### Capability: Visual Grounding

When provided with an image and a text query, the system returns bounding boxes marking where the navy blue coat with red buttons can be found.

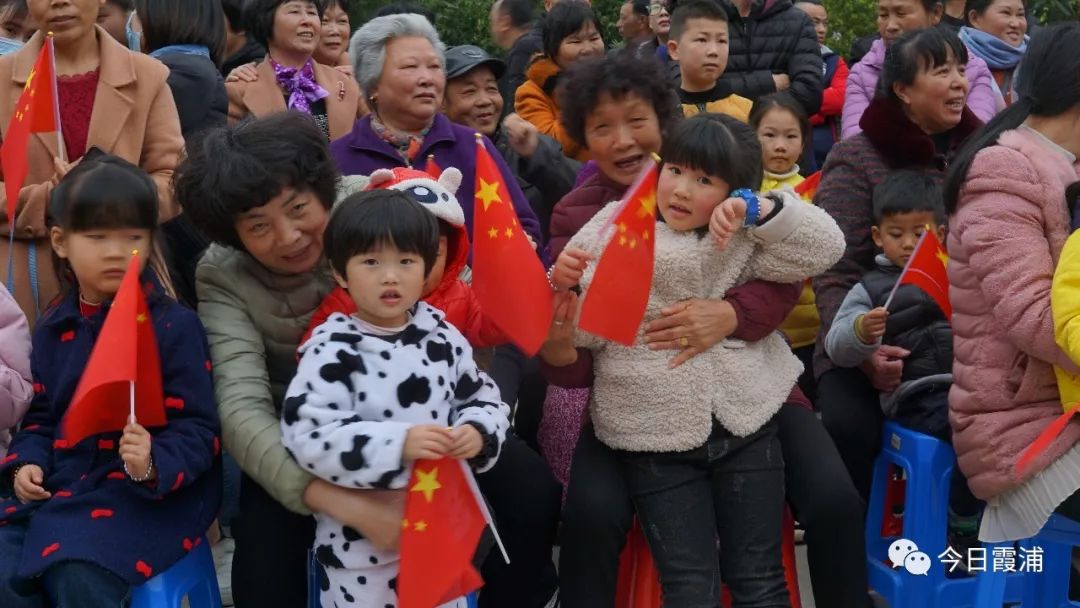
[0,279,222,585]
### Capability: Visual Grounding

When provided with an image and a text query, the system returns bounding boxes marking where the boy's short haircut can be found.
[872,170,946,225]
[558,51,681,150]
[325,190,440,279]
[669,0,728,42]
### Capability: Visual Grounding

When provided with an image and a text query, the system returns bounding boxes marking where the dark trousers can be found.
[560,404,873,608]
[0,521,129,608]
[230,433,560,608]
[618,422,788,608]
[817,366,883,501]
[489,345,548,452]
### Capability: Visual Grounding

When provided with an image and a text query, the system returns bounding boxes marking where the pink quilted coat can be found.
[0,283,31,456]
[949,127,1080,500]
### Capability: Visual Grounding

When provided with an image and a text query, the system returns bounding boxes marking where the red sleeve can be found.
[300,287,356,348]
[462,288,511,348]
[726,280,802,342]
[809,58,848,125]
[540,349,594,388]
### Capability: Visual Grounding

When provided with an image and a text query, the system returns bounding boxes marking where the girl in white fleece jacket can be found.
[550,113,845,606]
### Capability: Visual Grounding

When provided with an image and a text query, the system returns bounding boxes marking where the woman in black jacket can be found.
[717,0,824,116]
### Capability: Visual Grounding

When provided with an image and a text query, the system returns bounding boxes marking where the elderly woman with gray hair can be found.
[330,14,561,608]
[332,13,545,249]
[224,0,366,140]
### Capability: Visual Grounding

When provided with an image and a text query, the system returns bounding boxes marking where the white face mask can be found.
[0,36,23,56]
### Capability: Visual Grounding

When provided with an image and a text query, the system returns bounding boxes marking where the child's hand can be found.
[403,425,453,462]
[448,425,483,460]
[710,197,747,250]
[857,307,888,344]
[120,422,155,481]
[14,464,50,503]
[550,248,592,291]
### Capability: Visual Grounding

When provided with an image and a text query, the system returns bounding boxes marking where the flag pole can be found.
[129,380,136,424]
[46,33,65,164]
[459,460,510,565]
[882,230,929,311]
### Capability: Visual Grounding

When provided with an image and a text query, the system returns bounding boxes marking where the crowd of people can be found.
[0,0,1076,607]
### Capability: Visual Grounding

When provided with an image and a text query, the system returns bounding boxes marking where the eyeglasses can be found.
[648,1,670,15]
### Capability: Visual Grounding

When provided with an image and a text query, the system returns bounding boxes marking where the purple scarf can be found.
[270,58,329,115]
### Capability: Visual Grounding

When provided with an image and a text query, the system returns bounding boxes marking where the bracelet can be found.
[124,455,154,483]
[546,266,559,292]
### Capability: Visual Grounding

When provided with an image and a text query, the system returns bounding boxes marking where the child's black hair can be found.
[47,148,159,233]
[324,190,440,280]
[749,92,810,142]
[558,51,681,150]
[872,170,946,225]
[660,113,763,192]
[668,0,728,42]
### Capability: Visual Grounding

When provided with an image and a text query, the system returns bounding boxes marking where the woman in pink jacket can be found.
[0,283,31,457]
[944,23,1080,542]
[841,0,996,139]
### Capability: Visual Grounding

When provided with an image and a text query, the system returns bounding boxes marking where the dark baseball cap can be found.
[444,45,507,81]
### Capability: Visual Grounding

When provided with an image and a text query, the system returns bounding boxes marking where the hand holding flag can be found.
[882,229,951,319]
[60,253,166,446]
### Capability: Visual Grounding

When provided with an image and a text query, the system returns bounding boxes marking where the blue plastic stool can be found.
[866,422,1025,608]
[1017,514,1080,607]
[130,537,221,608]
[306,550,480,607]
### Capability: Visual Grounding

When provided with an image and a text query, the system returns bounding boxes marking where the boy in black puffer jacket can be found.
[824,170,952,439]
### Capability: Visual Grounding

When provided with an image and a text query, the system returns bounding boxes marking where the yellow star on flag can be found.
[936,250,949,267]
[488,227,499,239]
[410,466,442,503]
[413,520,428,532]
[504,227,513,239]
[476,179,502,211]
[136,313,147,324]
[23,68,35,94]
[401,518,410,530]
[636,191,657,218]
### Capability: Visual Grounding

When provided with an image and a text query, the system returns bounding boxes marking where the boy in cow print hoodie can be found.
[281,189,511,608]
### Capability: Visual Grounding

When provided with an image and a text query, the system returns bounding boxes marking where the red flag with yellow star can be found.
[399,458,487,608]
[61,253,166,445]
[893,229,951,320]
[471,136,552,355]
[578,159,660,345]
[2,36,59,226]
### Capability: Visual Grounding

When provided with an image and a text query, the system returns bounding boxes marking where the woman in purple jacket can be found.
[332,13,545,254]
[841,0,996,139]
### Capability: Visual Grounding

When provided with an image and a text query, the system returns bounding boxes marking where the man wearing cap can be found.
[443,45,579,243]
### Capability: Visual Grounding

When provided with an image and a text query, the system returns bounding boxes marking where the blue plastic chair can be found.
[1017,514,1080,607]
[130,537,222,608]
[866,422,1026,608]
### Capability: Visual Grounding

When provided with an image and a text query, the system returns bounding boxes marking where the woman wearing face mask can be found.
[841,0,996,138]
[224,0,365,142]
[0,0,183,324]
[514,0,605,161]
[959,0,1027,108]
[0,0,33,53]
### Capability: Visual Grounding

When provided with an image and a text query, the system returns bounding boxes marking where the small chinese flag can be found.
[894,229,951,320]
[426,154,442,179]
[793,171,821,201]
[471,136,552,355]
[1,36,59,226]
[399,458,487,608]
[578,159,660,345]
[61,254,166,445]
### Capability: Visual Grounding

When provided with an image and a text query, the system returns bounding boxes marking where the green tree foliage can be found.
[822,0,877,59]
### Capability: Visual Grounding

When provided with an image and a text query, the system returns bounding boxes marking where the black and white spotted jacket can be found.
[281,305,511,570]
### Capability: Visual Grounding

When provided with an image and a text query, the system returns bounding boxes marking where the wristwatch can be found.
[730,188,760,227]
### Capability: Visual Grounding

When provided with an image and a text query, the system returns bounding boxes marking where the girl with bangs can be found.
[0,150,221,608]
[547,113,845,605]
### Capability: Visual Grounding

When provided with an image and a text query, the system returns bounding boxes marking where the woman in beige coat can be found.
[0,0,183,324]
[224,0,364,142]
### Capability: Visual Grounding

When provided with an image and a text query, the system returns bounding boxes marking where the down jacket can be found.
[841,38,996,140]
[949,127,1080,500]
[514,58,588,161]
[717,0,823,115]
[570,192,844,452]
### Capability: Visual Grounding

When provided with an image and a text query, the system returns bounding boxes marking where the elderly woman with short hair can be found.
[332,14,560,608]
[332,13,545,251]
[225,0,365,141]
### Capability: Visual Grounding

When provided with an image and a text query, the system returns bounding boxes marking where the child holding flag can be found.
[549,113,844,604]
[0,152,221,607]
[824,171,981,548]
[281,189,510,608]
